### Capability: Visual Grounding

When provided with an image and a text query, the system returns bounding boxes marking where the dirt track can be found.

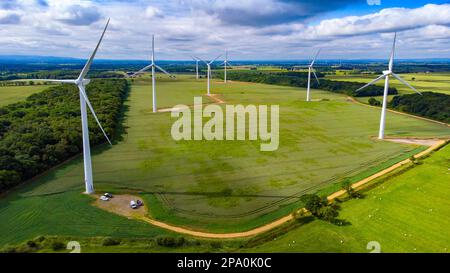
[157,94,225,113]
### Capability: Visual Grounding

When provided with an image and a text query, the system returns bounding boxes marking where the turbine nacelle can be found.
[382,70,392,76]
[75,78,91,86]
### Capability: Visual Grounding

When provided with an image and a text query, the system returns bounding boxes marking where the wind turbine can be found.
[32,19,112,194]
[194,54,222,95]
[221,49,231,83]
[356,33,421,140]
[191,56,199,80]
[306,49,321,102]
[132,35,173,113]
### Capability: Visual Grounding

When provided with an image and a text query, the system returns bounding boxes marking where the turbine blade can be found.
[312,69,320,85]
[78,18,110,81]
[155,64,171,76]
[389,32,396,72]
[131,64,153,77]
[78,85,112,146]
[29,79,76,84]
[391,73,421,95]
[209,54,222,65]
[310,49,321,66]
[194,56,208,65]
[151,34,155,64]
[355,74,386,92]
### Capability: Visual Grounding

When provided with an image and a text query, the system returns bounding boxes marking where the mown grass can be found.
[0,74,448,248]
[245,144,450,253]
[0,85,52,106]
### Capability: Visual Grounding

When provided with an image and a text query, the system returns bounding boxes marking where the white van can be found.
[130,200,137,209]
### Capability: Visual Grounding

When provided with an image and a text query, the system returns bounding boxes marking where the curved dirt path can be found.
[93,139,447,239]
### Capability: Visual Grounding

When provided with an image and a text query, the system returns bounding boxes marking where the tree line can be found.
[389,92,450,123]
[216,70,397,97]
[0,79,129,193]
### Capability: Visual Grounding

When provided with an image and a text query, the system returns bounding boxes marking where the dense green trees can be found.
[389,92,450,123]
[217,71,397,97]
[0,79,129,193]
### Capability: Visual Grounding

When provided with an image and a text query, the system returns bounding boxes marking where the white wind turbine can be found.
[32,19,112,194]
[221,49,231,83]
[132,35,173,113]
[356,33,421,140]
[191,56,200,80]
[194,54,222,95]
[306,49,321,102]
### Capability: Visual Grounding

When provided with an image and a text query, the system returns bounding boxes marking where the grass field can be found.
[246,144,450,253]
[0,85,52,106]
[326,72,450,103]
[0,74,449,249]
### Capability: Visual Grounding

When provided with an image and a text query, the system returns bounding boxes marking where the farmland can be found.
[326,72,450,103]
[246,144,450,253]
[0,85,51,106]
[0,74,448,250]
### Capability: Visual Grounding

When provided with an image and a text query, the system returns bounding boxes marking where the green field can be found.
[246,144,450,253]
[327,72,450,103]
[0,85,52,106]
[0,74,449,249]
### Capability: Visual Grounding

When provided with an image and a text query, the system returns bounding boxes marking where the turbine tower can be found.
[191,56,199,80]
[306,49,321,102]
[221,50,231,83]
[356,33,421,140]
[195,55,222,95]
[132,35,173,113]
[33,19,112,194]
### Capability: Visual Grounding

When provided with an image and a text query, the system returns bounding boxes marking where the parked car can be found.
[136,200,143,207]
[104,193,113,198]
[100,196,109,201]
[130,200,138,209]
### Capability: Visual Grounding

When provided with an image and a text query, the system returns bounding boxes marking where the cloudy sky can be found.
[0,0,450,60]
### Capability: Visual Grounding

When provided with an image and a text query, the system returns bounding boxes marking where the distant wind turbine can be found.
[191,55,200,80]
[307,49,321,102]
[221,50,232,83]
[31,19,112,194]
[356,33,422,140]
[194,54,222,95]
[132,35,174,113]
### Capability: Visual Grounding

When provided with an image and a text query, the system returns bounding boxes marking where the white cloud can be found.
[0,1,449,60]
[307,4,450,38]
[0,9,20,24]
[145,6,163,18]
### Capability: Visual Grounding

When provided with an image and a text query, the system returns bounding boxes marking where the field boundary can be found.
[93,138,448,239]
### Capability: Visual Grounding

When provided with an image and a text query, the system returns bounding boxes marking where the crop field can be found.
[246,144,450,253]
[326,72,450,103]
[0,85,52,106]
[0,74,449,248]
